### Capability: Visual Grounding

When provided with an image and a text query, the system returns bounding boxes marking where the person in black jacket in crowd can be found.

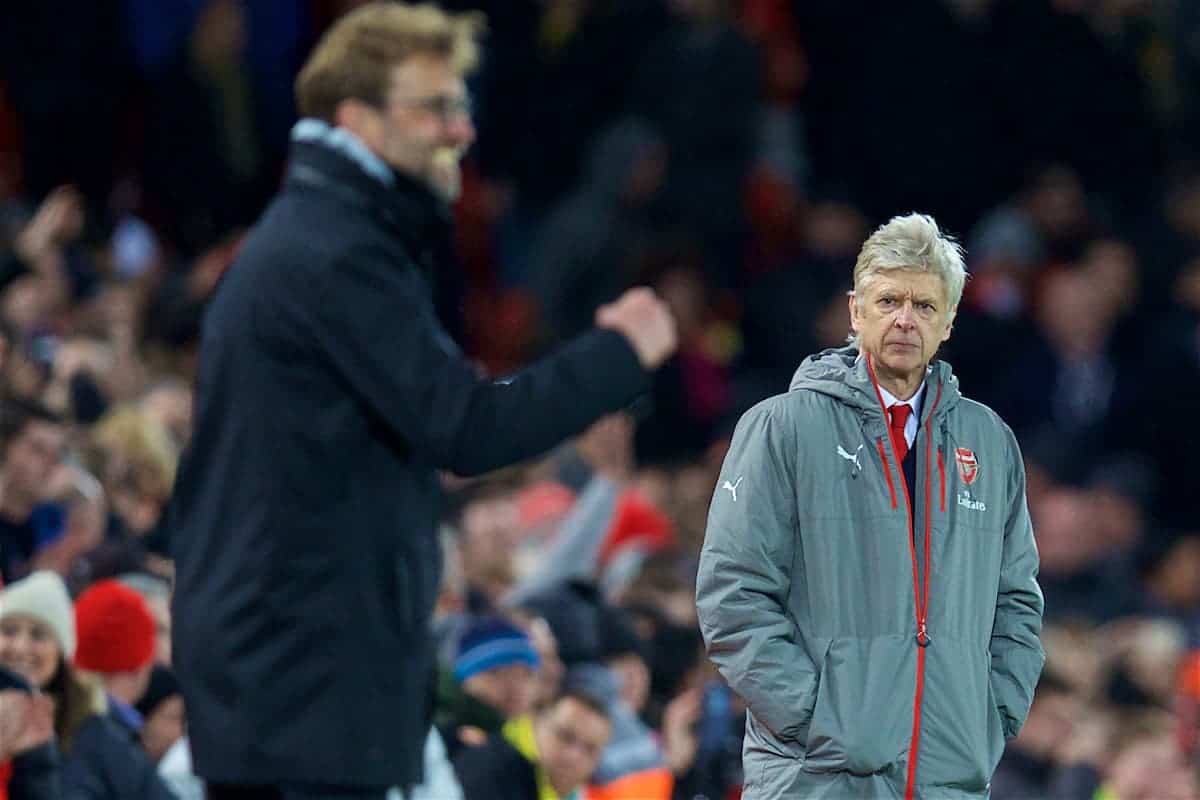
[435,616,540,763]
[0,665,59,800]
[0,571,173,800]
[167,3,677,799]
[454,687,613,800]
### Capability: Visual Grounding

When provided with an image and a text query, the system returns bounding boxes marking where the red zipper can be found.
[865,355,941,800]
[905,382,942,796]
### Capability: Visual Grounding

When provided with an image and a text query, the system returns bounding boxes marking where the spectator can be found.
[436,616,540,760]
[1135,532,1200,626]
[29,465,108,595]
[991,670,1103,800]
[1095,713,1199,799]
[87,405,179,539]
[527,118,667,343]
[118,572,173,667]
[140,0,276,257]
[504,611,565,711]
[453,483,523,614]
[454,687,613,800]
[635,256,734,465]
[992,267,1136,472]
[73,580,158,724]
[133,665,183,764]
[1032,484,1140,625]
[0,666,58,800]
[630,0,761,276]
[524,581,675,799]
[0,571,171,798]
[70,579,173,797]
[0,398,66,583]
[737,200,865,402]
[138,378,193,451]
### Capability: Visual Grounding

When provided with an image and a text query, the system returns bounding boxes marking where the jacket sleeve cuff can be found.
[577,327,655,414]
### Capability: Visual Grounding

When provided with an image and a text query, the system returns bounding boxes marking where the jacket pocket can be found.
[917,644,1002,790]
[802,635,915,774]
[746,637,830,761]
[743,708,809,799]
[985,675,1006,770]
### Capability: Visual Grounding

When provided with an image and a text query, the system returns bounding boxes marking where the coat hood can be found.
[788,345,962,423]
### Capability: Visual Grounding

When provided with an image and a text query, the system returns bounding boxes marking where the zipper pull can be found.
[916,622,931,648]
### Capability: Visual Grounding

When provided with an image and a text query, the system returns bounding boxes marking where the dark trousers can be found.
[207,784,395,800]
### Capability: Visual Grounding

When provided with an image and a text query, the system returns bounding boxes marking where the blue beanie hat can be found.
[454,617,540,683]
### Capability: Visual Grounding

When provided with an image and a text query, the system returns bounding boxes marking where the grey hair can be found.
[848,213,968,347]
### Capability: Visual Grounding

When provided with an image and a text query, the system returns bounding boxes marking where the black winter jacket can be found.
[170,131,651,790]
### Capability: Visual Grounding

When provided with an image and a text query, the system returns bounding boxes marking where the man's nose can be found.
[446,114,475,149]
[894,302,916,328]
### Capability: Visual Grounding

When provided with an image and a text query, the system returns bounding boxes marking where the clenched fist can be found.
[595,287,678,370]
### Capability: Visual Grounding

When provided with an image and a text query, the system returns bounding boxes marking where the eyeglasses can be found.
[390,93,473,122]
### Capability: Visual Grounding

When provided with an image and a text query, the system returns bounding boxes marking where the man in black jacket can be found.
[168,3,677,799]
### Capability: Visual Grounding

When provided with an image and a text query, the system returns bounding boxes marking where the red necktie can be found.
[889,404,912,463]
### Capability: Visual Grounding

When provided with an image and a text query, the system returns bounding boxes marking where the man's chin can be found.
[428,148,463,202]
[874,351,926,377]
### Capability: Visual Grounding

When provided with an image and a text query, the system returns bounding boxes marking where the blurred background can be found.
[1,0,1199,797]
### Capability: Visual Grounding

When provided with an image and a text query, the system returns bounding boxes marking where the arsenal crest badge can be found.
[955,447,979,486]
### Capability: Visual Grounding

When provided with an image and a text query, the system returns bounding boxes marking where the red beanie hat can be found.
[73,579,156,673]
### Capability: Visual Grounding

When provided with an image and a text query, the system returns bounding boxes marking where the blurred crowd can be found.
[0,0,1199,797]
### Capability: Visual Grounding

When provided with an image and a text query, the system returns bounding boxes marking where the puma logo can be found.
[722,476,743,502]
[837,444,863,470]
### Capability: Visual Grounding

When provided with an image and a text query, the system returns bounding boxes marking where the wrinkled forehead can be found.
[858,269,947,301]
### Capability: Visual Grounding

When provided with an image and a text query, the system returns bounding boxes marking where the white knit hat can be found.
[0,571,76,659]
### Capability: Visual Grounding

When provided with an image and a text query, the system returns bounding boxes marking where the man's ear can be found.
[333,99,380,145]
[847,292,861,334]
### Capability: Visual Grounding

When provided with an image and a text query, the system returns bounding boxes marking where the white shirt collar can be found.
[878,380,925,448]
[854,353,928,418]
[878,381,926,419]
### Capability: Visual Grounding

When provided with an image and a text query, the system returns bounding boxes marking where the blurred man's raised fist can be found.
[595,287,678,370]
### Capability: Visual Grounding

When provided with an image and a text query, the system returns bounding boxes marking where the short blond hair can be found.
[296,2,485,122]
[88,405,179,501]
[853,213,967,313]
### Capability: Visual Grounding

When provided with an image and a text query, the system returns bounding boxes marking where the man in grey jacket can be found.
[696,213,1044,799]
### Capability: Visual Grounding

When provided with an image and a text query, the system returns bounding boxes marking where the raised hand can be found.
[595,287,678,370]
